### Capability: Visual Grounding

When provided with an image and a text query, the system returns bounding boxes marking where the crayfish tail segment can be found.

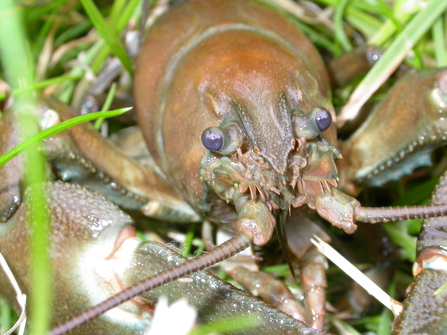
[354,204,447,223]
[49,233,252,335]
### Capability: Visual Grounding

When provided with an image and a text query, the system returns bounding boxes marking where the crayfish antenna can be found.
[355,204,447,223]
[274,207,296,280]
[48,233,252,335]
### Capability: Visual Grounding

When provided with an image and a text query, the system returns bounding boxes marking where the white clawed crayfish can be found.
[1,0,447,334]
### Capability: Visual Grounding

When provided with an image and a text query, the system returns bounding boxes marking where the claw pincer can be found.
[0,182,325,335]
[0,181,152,334]
[393,172,447,334]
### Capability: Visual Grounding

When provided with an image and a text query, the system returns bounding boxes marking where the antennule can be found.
[355,204,447,223]
[49,233,252,335]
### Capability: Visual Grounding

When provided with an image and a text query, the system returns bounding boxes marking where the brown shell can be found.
[134,0,333,210]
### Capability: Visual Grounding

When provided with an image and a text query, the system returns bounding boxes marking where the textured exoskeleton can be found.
[393,170,447,334]
[2,0,447,334]
[0,180,322,335]
[339,68,447,194]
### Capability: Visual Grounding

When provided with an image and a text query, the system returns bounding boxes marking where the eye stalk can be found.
[292,107,332,139]
[201,121,243,155]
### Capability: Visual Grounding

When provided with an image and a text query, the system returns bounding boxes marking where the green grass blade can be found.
[339,0,447,124]
[315,0,385,38]
[182,222,197,258]
[382,222,418,262]
[0,298,12,334]
[377,0,402,34]
[13,75,81,95]
[90,0,139,73]
[115,0,141,33]
[109,0,127,25]
[94,83,117,129]
[434,280,447,297]
[54,20,93,45]
[189,313,261,335]
[0,1,50,334]
[433,17,446,67]
[80,0,133,75]
[368,0,425,46]
[291,20,336,52]
[0,108,131,167]
[345,9,383,38]
[334,0,353,54]
[56,40,104,102]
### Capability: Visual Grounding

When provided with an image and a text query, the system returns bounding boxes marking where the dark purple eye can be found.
[314,108,331,132]
[201,127,224,151]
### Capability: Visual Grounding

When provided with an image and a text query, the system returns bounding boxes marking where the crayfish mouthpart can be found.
[236,199,276,246]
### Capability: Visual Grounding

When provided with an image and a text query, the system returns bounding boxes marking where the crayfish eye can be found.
[314,108,332,132]
[201,122,243,155]
[292,107,332,140]
[202,127,224,151]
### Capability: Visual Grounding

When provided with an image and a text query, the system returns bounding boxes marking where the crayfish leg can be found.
[40,98,200,223]
[286,215,331,331]
[216,228,307,324]
[214,215,331,331]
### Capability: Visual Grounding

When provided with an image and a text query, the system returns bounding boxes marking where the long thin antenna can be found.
[355,204,447,223]
[48,233,251,335]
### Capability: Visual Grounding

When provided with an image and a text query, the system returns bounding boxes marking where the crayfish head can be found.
[195,40,344,241]
[199,98,344,244]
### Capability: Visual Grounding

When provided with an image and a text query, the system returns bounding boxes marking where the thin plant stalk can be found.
[338,0,447,125]
[0,1,51,334]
